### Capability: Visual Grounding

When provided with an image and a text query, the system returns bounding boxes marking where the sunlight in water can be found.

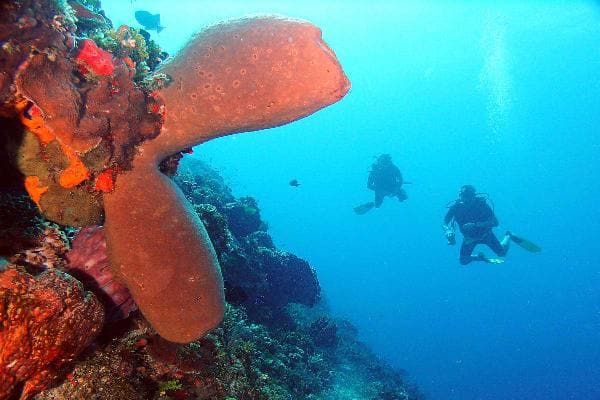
[479,12,513,141]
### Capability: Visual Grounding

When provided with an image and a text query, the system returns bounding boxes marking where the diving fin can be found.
[508,232,542,253]
[477,252,504,264]
[354,202,375,215]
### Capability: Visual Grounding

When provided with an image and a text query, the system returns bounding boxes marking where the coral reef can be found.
[0,267,104,400]
[1,0,350,344]
[223,197,266,238]
[8,225,70,272]
[0,191,45,256]
[309,316,339,348]
[174,161,319,326]
[0,0,164,227]
[24,160,422,400]
[0,157,422,400]
[89,24,168,82]
[1,2,422,399]
[101,16,350,343]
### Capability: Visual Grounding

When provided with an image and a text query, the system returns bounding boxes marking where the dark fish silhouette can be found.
[135,10,165,33]
[289,179,300,187]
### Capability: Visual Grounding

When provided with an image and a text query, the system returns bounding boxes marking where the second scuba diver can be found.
[442,185,540,265]
[354,154,408,215]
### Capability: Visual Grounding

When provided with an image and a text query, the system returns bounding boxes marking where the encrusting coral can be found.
[102,16,350,343]
[1,0,349,344]
[1,0,164,227]
[0,267,104,400]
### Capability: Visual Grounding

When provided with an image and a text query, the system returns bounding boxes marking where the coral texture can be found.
[9,225,69,272]
[14,160,421,400]
[2,0,349,345]
[74,39,115,76]
[66,225,137,321]
[0,267,104,400]
[102,16,350,343]
[0,191,45,256]
[1,0,163,227]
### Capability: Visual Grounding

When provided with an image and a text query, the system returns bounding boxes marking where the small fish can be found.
[289,179,300,187]
[134,10,165,33]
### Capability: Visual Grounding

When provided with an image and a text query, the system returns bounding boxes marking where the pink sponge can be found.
[103,16,350,343]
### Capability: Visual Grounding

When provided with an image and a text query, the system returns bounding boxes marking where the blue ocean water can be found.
[105,1,600,399]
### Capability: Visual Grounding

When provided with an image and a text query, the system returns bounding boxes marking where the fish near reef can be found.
[134,10,165,33]
[103,16,350,343]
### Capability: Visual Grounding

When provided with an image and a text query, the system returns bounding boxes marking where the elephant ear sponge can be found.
[103,16,350,343]
[141,15,351,162]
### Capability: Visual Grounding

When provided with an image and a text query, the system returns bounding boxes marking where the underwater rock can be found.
[309,316,338,348]
[12,130,105,227]
[0,267,104,400]
[0,191,45,256]
[259,249,321,308]
[194,203,234,259]
[102,16,350,343]
[221,246,321,324]
[243,230,275,250]
[9,225,70,272]
[0,1,68,107]
[223,197,264,238]
[176,159,236,209]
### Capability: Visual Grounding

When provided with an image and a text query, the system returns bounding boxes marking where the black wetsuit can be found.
[367,163,406,207]
[444,197,506,264]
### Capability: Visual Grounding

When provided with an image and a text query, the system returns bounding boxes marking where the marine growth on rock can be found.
[1,0,350,345]
[0,267,104,400]
[102,16,350,343]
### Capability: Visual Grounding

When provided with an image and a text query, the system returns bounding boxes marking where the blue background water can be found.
[105,1,600,399]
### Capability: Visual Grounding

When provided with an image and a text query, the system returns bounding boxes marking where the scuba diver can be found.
[354,154,408,215]
[442,185,541,265]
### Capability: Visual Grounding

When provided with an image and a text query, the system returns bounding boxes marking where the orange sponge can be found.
[103,16,350,343]
[24,176,48,208]
[57,143,90,189]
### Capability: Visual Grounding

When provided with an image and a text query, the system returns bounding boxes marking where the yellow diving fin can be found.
[510,233,542,253]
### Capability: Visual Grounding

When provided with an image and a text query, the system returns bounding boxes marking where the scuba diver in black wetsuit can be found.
[442,185,512,265]
[354,154,408,214]
[367,154,407,207]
